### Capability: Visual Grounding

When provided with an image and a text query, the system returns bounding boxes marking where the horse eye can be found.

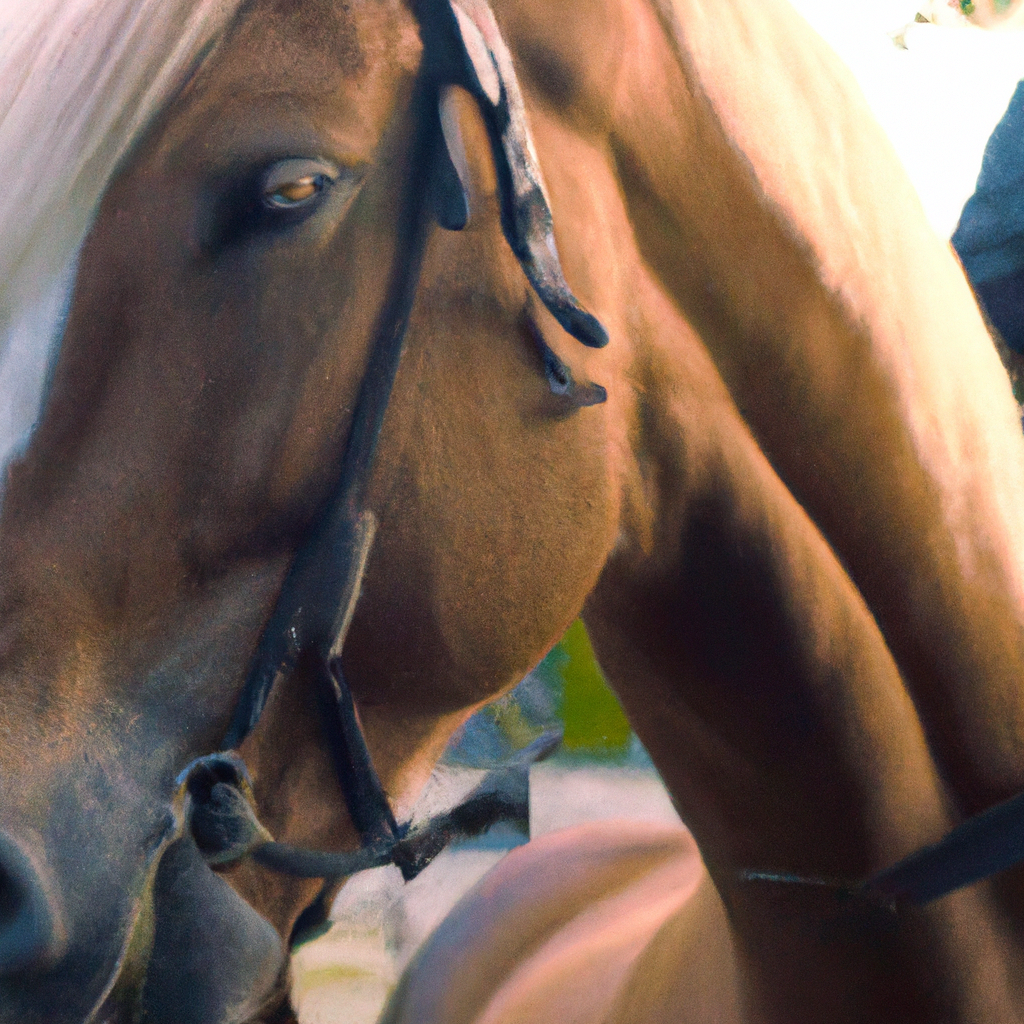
[261,158,339,210]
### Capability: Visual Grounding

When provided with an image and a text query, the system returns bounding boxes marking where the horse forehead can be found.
[193,0,422,115]
[144,0,424,177]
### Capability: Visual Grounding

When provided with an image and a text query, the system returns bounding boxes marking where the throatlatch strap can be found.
[436,0,608,351]
[420,0,608,407]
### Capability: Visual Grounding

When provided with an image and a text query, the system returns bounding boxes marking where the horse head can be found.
[0,0,620,1020]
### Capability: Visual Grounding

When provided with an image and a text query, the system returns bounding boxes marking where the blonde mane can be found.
[0,0,245,478]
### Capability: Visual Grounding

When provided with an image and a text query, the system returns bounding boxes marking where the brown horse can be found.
[3,0,1024,1021]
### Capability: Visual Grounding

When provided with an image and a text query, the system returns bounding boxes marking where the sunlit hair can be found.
[0,0,244,477]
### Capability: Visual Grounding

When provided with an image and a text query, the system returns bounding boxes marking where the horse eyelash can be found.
[260,158,345,211]
[204,166,347,254]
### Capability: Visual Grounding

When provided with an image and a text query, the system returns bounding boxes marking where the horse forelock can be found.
[0,0,246,489]
[0,0,430,496]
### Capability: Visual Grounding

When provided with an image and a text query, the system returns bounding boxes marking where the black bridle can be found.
[173,0,608,947]
[173,0,1024,953]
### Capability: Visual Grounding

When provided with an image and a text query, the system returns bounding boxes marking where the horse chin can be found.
[134,837,288,1024]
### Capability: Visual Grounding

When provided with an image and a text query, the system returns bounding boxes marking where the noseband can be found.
[173,0,609,947]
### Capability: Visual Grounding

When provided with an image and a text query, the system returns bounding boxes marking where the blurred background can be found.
[293,4,1024,1020]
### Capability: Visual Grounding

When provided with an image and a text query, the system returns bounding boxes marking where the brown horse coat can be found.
[3,0,1024,1021]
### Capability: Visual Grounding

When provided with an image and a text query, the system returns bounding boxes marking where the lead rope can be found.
[736,786,1024,910]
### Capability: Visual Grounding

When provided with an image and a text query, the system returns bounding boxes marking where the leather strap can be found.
[738,787,1024,907]
[182,0,607,918]
[178,749,533,882]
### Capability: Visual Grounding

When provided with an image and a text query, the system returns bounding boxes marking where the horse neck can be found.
[576,287,1013,1018]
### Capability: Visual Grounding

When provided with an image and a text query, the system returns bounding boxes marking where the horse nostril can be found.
[0,832,64,976]
[0,864,19,924]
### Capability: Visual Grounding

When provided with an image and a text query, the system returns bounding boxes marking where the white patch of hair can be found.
[0,0,245,481]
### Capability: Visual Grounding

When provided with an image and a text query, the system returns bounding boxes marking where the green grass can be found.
[539,620,632,756]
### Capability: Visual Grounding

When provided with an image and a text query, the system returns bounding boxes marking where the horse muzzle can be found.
[0,768,285,1024]
[130,834,287,1024]
[77,789,287,1024]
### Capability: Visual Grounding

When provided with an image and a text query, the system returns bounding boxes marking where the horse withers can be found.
[4,0,1024,1021]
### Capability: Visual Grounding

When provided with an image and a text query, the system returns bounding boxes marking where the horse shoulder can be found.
[379,819,712,1024]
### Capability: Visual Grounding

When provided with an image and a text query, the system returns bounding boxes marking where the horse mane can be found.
[0,0,245,480]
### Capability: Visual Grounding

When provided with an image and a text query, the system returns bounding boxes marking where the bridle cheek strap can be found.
[175,0,603,944]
